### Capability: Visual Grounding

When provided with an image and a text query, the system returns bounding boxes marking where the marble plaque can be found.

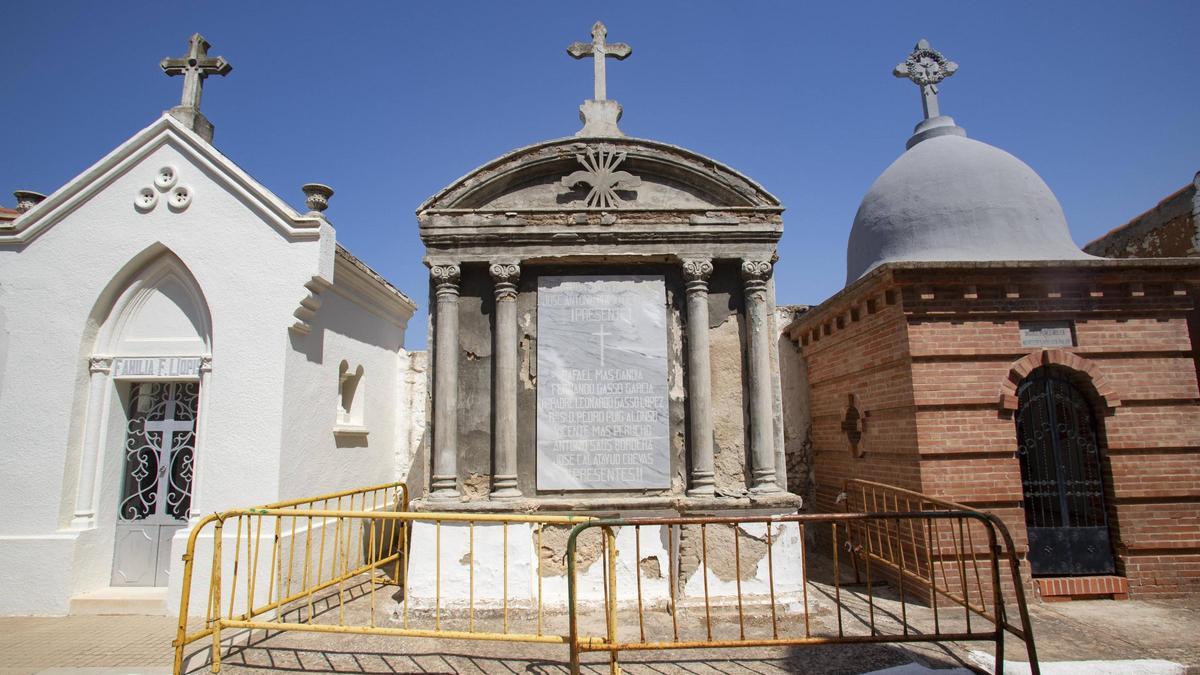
[537,275,670,490]
[1019,321,1075,348]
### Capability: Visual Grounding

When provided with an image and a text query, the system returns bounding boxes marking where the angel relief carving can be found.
[558,145,641,208]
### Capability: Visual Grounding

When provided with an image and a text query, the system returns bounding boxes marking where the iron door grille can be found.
[1016,367,1115,576]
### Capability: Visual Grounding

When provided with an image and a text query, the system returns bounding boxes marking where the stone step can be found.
[68,587,170,616]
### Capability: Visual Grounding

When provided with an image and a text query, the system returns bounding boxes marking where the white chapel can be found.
[0,34,424,615]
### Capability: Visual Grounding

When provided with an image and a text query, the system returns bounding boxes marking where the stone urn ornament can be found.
[302,183,334,215]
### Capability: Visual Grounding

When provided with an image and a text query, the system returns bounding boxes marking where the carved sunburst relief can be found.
[559,145,642,208]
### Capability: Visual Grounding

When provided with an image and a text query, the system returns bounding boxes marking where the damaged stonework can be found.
[460,472,490,501]
[707,263,749,493]
[1085,172,1200,258]
[535,524,612,577]
[677,522,770,583]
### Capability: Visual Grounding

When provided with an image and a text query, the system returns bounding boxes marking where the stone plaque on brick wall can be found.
[1019,321,1075,348]
[537,275,670,490]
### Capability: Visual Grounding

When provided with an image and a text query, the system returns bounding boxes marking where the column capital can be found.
[430,263,461,297]
[200,355,213,373]
[681,258,713,291]
[88,356,113,373]
[741,259,773,297]
[489,262,521,301]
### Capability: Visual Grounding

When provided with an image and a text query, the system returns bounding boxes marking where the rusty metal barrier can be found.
[841,479,1038,649]
[172,482,596,673]
[566,510,1039,675]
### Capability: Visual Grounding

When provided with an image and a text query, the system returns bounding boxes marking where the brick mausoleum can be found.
[785,42,1200,601]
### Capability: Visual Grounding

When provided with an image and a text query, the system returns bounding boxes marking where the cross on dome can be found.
[161,33,232,112]
[567,21,632,101]
[893,38,958,120]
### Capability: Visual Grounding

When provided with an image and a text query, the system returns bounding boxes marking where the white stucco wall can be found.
[0,118,418,615]
[277,279,411,499]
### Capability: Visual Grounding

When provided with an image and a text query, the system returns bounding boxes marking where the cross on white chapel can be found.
[161,33,232,112]
[567,21,632,101]
[893,38,958,120]
[145,387,195,519]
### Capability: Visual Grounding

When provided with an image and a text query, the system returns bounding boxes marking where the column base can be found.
[686,472,715,497]
[429,474,460,502]
[750,474,781,494]
[490,475,521,499]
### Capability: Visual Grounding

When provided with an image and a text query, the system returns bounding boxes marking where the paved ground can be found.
[1,582,1197,674]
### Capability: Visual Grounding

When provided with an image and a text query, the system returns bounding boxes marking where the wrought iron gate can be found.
[112,381,198,586]
[1016,367,1114,576]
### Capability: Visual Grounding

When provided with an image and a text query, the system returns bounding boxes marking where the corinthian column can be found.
[430,263,462,501]
[489,262,522,499]
[682,258,716,496]
[71,356,113,529]
[742,259,780,494]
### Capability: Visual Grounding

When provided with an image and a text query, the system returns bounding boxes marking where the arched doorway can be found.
[1016,366,1115,576]
[89,252,212,587]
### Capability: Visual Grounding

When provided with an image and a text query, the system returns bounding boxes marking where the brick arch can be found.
[999,349,1122,412]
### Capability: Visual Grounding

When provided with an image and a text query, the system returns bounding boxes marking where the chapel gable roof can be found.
[0,114,325,246]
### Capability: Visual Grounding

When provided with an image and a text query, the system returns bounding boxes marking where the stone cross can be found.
[893,39,958,120]
[567,21,631,101]
[161,33,232,111]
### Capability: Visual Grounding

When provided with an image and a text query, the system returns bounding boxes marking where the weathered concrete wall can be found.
[705,262,749,493]
[455,264,495,500]
[777,305,813,506]
[1084,174,1199,259]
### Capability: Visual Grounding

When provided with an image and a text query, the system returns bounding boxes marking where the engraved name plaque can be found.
[1019,321,1075,348]
[536,275,670,490]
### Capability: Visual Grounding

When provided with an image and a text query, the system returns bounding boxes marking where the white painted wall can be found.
[278,274,409,500]
[0,117,419,615]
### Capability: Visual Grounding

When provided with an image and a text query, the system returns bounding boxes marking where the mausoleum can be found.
[0,35,423,615]
[786,40,1200,600]
[405,22,804,606]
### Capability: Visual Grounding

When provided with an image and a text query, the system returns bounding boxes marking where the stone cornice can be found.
[329,248,417,330]
[785,258,1200,346]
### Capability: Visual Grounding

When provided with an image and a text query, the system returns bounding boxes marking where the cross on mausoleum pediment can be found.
[161,33,232,112]
[893,38,957,120]
[567,21,631,102]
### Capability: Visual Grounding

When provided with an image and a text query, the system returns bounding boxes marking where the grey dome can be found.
[845,118,1092,284]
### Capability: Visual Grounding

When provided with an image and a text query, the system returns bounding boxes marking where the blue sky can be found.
[4,2,1198,348]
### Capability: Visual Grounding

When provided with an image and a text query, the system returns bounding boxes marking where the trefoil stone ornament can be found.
[560,145,641,209]
[136,167,193,214]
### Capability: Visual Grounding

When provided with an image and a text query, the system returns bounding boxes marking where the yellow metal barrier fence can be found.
[842,479,1037,643]
[566,510,1039,675]
[172,481,597,674]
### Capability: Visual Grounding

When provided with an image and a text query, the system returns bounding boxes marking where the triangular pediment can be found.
[0,114,323,246]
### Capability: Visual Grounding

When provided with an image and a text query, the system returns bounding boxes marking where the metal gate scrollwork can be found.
[1015,367,1115,576]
